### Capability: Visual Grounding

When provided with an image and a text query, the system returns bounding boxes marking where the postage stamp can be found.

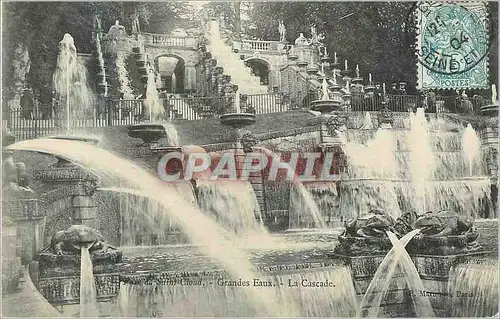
[416,1,490,90]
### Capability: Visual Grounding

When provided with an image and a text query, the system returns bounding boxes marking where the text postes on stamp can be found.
[416,2,490,90]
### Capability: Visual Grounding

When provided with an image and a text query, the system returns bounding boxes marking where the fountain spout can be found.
[492,84,497,105]
[234,87,241,113]
[321,78,330,101]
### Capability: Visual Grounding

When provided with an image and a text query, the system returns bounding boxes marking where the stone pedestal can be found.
[2,217,22,292]
[332,251,491,317]
[3,198,45,264]
[479,117,498,214]
[34,160,100,233]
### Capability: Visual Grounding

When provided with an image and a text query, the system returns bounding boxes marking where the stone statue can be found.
[107,20,127,39]
[93,15,102,30]
[406,210,481,255]
[41,225,115,255]
[326,113,348,137]
[240,131,259,153]
[295,33,310,46]
[344,209,396,238]
[132,16,140,33]
[38,225,122,277]
[310,26,318,44]
[12,43,31,94]
[278,20,286,42]
[335,209,396,256]
[335,208,483,256]
[2,127,33,195]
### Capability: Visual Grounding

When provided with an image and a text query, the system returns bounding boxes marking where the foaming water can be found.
[117,266,358,317]
[448,261,499,317]
[345,128,398,179]
[340,180,402,219]
[143,69,181,145]
[196,180,265,235]
[145,70,164,121]
[162,123,180,146]
[116,53,133,99]
[95,33,107,97]
[362,112,374,129]
[462,124,482,177]
[289,182,334,228]
[53,33,95,131]
[408,108,435,213]
[206,20,267,95]
[337,112,492,218]
[255,147,325,230]
[8,139,298,317]
[80,247,99,317]
[99,182,196,246]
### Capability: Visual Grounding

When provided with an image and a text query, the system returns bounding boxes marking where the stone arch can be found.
[154,53,187,94]
[244,57,272,86]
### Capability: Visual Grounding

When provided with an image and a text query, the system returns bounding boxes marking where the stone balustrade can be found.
[140,32,198,48]
[241,40,284,53]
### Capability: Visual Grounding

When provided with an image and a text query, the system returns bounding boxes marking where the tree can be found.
[2,2,192,102]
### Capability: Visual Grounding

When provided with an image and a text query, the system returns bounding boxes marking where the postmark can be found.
[415,1,490,90]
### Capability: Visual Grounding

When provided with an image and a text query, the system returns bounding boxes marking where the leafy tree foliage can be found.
[2,1,497,103]
[247,1,498,94]
[2,2,189,102]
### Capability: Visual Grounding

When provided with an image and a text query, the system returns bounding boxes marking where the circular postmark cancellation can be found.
[417,2,489,76]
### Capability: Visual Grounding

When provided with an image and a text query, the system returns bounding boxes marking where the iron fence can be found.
[4,92,492,141]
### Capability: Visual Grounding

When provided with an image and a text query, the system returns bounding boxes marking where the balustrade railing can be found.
[4,92,491,141]
[140,33,197,48]
[241,40,282,52]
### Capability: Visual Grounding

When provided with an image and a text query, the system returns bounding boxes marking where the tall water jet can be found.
[171,73,176,94]
[53,33,95,132]
[357,230,434,317]
[145,69,164,122]
[95,33,108,97]
[362,112,373,129]
[408,108,435,213]
[8,138,298,317]
[80,246,99,317]
[461,124,482,177]
[116,53,133,99]
[289,183,328,229]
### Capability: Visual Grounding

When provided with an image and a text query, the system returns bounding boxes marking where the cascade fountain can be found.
[145,68,164,122]
[53,33,95,132]
[94,32,108,98]
[408,108,436,213]
[362,112,374,129]
[9,139,299,317]
[127,65,180,148]
[115,53,134,99]
[448,260,499,317]
[205,20,267,95]
[338,106,493,220]
[9,138,368,317]
[462,123,482,177]
[288,61,347,228]
[196,180,265,235]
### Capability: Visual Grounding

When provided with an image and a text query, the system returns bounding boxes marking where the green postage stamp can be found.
[416,1,490,90]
